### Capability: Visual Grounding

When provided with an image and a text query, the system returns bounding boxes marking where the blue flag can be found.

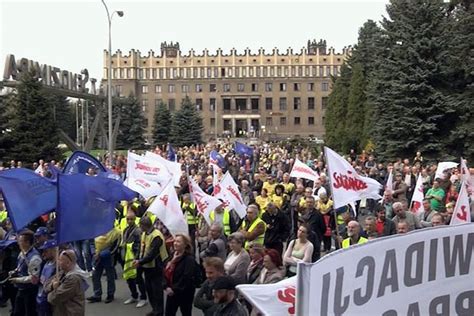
[235,141,254,157]
[63,151,107,175]
[56,173,137,244]
[0,168,57,231]
[167,144,177,162]
[210,150,226,169]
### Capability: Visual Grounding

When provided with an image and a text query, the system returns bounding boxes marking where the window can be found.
[115,85,122,97]
[155,84,162,93]
[155,99,162,107]
[168,99,176,111]
[210,118,216,128]
[210,98,216,111]
[322,97,328,110]
[327,66,332,76]
[279,97,287,110]
[141,85,148,94]
[237,83,245,92]
[251,83,258,92]
[223,99,231,111]
[141,99,148,112]
[293,83,300,91]
[182,84,189,93]
[223,83,230,92]
[322,82,329,92]
[210,84,217,92]
[280,117,287,126]
[158,68,163,79]
[196,98,203,111]
[293,97,301,110]
[168,84,175,93]
[251,99,259,111]
[308,97,315,110]
[221,68,226,77]
[139,69,144,79]
[307,83,314,91]
[308,117,315,125]
[265,98,273,110]
[266,117,273,127]
[279,83,286,91]
[196,84,203,92]
[294,117,301,125]
[265,83,273,92]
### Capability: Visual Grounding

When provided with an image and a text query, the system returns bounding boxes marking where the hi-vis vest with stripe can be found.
[182,202,198,225]
[140,229,168,268]
[342,236,368,249]
[123,243,137,280]
[241,217,266,249]
[210,209,231,236]
[0,210,7,223]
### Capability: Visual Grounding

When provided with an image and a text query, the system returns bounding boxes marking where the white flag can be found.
[211,164,220,188]
[147,181,188,236]
[460,158,473,197]
[188,176,222,226]
[289,158,319,182]
[410,174,424,216]
[237,277,296,316]
[213,172,247,218]
[127,152,170,184]
[434,161,458,180]
[385,170,393,193]
[145,151,182,187]
[450,180,471,225]
[125,177,165,199]
[325,147,382,209]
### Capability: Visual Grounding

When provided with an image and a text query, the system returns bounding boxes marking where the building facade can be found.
[104,40,350,142]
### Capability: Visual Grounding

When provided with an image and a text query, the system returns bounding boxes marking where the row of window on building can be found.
[206,116,321,129]
[141,96,328,112]
[110,65,340,80]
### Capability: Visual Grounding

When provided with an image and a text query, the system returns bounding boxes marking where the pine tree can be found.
[170,96,203,146]
[0,93,14,162]
[8,72,61,163]
[51,95,76,141]
[152,101,171,146]
[370,0,448,160]
[115,96,146,149]
[345,63,367,152]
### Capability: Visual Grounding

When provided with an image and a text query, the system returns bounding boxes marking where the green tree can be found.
[51,95,76,141]
[115,96,146,149]
[345,63,367,151]
[170,96,203,146]
[152,101,171,146]
[0,93,14,162]
[7,72,61,163]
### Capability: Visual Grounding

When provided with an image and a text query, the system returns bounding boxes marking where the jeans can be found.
[127,268,146,300]
[13,287,38,316]
[92,256,116,298]
[74,239,93,272]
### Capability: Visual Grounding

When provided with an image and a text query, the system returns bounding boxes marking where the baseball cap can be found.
[34,227,49,237]
[212,276,236,291]
[38,239,58,250]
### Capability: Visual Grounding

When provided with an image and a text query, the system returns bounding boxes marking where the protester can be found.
[261,202,290,256]
[212,276,249,316]
[254,249,285,285]
[194,257,225,316]
[425,179,446,212]
[224,232,250,285]
[342,221,368,248]
[283,223,314,277]
[391,202,421,231]
[316,192,335,252]
[363,216,378,239]
[36,240,57,316]
[239,205,266,250]
[298,196,325,261]
[375,207,396,236]
[209,205,236,237]
[431,213,446,227]
[396,220,409,234]
[200,223,227,262]
[419,198,436,228]
[246,243,265,284]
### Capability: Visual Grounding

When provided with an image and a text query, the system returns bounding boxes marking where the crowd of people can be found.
[0,141,473,316]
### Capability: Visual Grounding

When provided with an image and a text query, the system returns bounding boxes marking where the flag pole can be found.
[323,147,341,249]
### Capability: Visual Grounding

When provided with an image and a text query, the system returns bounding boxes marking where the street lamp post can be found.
[101,0,123,165]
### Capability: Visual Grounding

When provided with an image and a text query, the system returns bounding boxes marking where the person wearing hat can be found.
[212,276,248,316]
[37,239,57,316]
[34,227,50,249]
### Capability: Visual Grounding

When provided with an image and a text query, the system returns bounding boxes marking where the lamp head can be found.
[117,11,124,17]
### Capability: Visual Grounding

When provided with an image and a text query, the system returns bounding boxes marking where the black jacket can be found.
[381,218,397,236]
[194,279,219,316]
[213,298,249,316]
[167,254,196,295]
[261,211,290,245]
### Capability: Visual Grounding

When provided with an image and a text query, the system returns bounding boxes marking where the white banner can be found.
[450,181,472,225]
[325,147,382,209]
[237,277,296,316]
[385,171,393,193]
[187,176,222,226]
[147,181,188,236]
[125,177,164,199]
[145,151,182,187]
[289,158,319,182]
[435,161,458,180]
[297,224,474,316]
[213,172,247,218]
[410,174,424,216]
[127,152,170,184]
[460,158,473,197]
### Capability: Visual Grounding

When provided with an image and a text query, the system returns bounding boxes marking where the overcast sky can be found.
[1,0,389,80]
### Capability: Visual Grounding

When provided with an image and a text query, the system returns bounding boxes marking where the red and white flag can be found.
[410,174,424,216]
[450,180,471,225]
[325,147,382,209]
[188,176,222,226]
[460,158,473,197]
[289,158,319,182]
[213,172,247,219]
[211,164,221,188]
[126,177,165,199]
[127,152,170,184]
[147,181,188,236]
[237,277,296,316]
[145,151,182,187]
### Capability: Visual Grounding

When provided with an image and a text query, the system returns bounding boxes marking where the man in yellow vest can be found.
[181,193,198,246]
[0,196,7,224]
[122,210,147,308]
[132,216,168,316]
[342,220,368,249]
[239,204,266,250]
[209,204,236,236]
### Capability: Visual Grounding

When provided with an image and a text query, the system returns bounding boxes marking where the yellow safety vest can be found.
[342,236,368,249]
[210,209,231,236]
[119,217,141,232]
[182,202,198,225]
[0,210,7,223]
[241,218,266,249]
[123,242,137,280]
[140,229,168,268]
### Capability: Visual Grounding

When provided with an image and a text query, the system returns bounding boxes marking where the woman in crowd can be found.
[224,232,250,285]
[255,188,272,213]
[247,243,265,284]
[164,234,196,316]
[283,224,314,277]
[254,249,285,285]
[271,184,289,212]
